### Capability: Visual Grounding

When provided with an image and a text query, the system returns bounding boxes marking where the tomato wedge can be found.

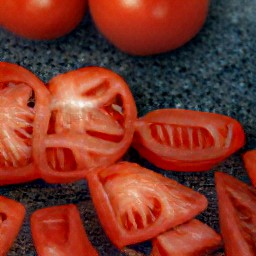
[133,109,245,172]
[0,196,25,255]
[87,162,208,248]
[243,150,256,186]
[0,62,50,185]
[36,67,137,183]
[31,204,98,256]
[151,219,222,256]
[215,172,256,256]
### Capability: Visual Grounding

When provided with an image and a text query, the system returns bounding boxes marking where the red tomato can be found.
[0,62,50,185]
[133,109,245,172]
[89,0,209,55]
[151,219,222,256]
[215,172,256,256]
[243,150,256,186]
[0,196,25,255]
[0,0,87,40]
[36,67,137,183]
[87,162,208,248]
[31,204,98,256]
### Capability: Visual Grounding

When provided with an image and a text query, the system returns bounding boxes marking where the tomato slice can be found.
[215,172,256,256]
[37,67,137,183]
[0,196,25,255]
[133,109,245,172]
[87,162,208,248]
[31,204,98,256]
[243,150,256,186]
[0,62,50,185]
[151,219,222,256]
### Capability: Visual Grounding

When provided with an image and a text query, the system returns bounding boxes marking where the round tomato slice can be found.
[133,109,245,172]
[0,62,50,185]
[0,0,87,40]
[88,162,207,248]
[37,67,137,183]
[89,0,209,55]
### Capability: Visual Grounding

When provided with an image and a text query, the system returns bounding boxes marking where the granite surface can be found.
[0,0,255,255]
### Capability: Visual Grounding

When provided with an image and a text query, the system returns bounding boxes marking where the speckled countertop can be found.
[0,0,255,255]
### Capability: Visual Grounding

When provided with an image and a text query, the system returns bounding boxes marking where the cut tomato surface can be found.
[133,109,245,172]
[243,150,256,186]
[0,196,25,255]
[88,162,208,248]
[151,219,222,256]
[31,204,98,256]
[0,62,50,185]
[215,172,256,256]
[37,67,137,183]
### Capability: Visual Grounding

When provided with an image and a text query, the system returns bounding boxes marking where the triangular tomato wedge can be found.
[151,219,222,256]
[215,172,256,256]
[88,162,208,248]
[0,196,25,255]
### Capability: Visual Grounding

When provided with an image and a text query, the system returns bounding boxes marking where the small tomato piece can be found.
[243,150,256,186]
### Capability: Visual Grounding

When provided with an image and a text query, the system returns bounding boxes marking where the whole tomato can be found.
[0,0,87,40]
[89,0,209,55]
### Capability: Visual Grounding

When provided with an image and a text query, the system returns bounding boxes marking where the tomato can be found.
[0,196,25,255]
[87,162,208,248]
[31,204,98,256]
[0,0,87,40]
[36,67,137,183]
[133,109,245,172]
[151,219,222,256]
[243,150,256,186]
[89,0,209,55]
[0,62,50,185]
[215,172,256,256]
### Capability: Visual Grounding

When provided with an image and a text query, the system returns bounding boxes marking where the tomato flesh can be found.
[243,150,256,186]
[31,204,98,256]
[133,109,245,172]
[88,162,208,248]
[215,172,256,256]
[37,67,137,183]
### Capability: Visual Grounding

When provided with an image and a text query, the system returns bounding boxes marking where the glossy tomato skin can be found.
[215,172,256,256]
[87,162,207,248]
[37,67,137,183]
[89,0,209,55]
[243,150,256,186]
[133,109,245,172]
[31,204,98,256]
[0,196,25,255]
[0,0,87,40]
[151,219,222,256]
[0,62,50,185]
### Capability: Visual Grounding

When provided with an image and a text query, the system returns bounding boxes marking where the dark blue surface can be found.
[0,0,255,255]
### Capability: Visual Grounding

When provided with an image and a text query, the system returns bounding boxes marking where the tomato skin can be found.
[0,196,25,255]
[37,67,137,183]
[243,150,256,186]
[133,109,245,172]
[151,219,222,256]
[0,62,50,185]
[31,204,98,256]
[0,0,87,40]
[89,0,209,55]
[215,172,256,256]
[87,162,208,248]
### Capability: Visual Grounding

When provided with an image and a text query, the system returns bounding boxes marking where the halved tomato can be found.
[31,204,98,256]
[243,150,256,186]
[87,162,208,248]
[151,219,222,256]
[215,172,256,256]
[36,67,137,183]
[133,109,245,172]
[0,62,50,185]
[0,196,25,255]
